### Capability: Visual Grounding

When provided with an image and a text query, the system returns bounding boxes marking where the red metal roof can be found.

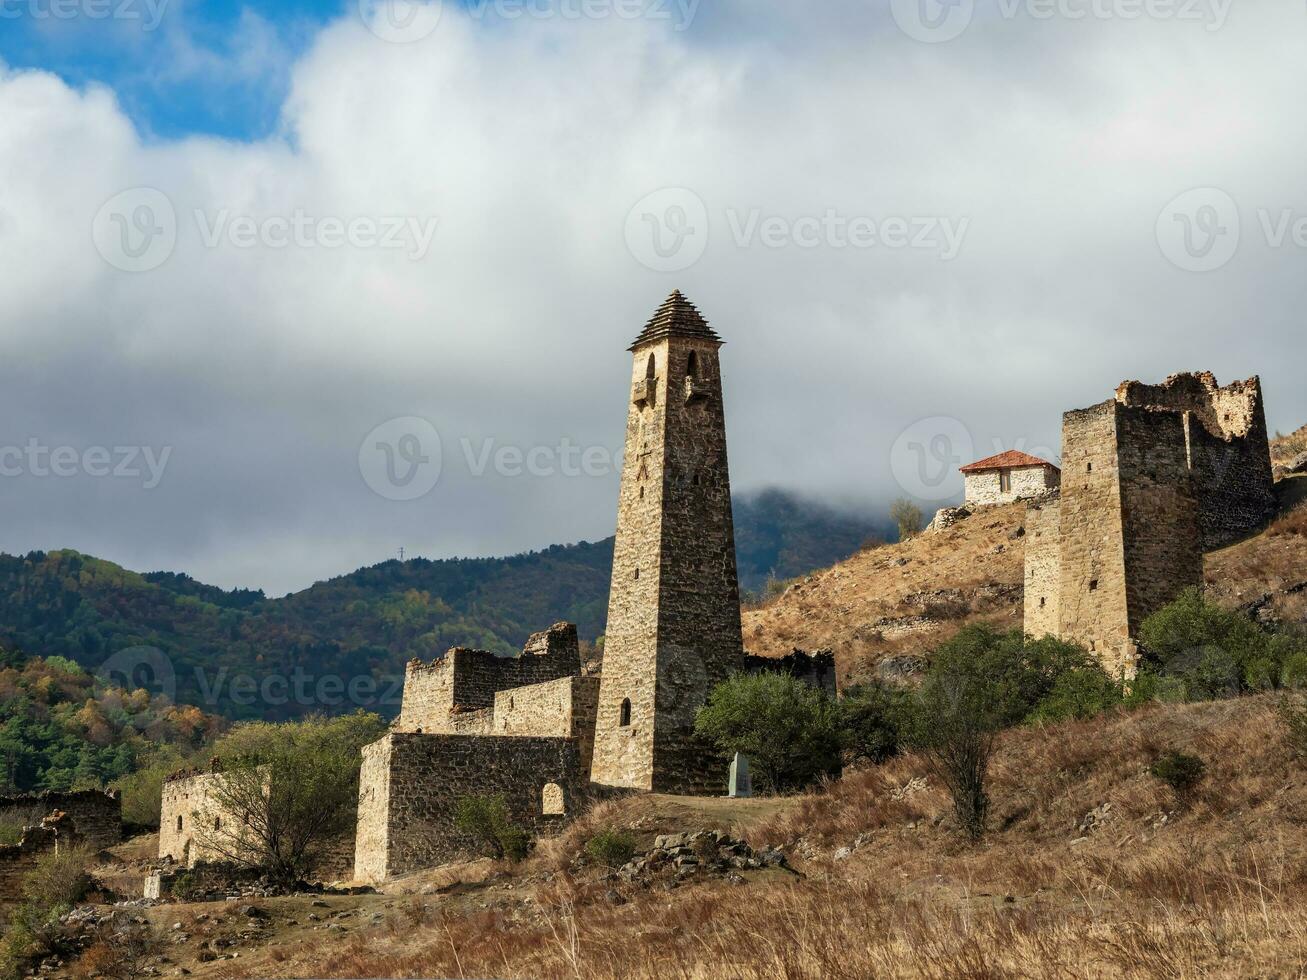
[960,450,1059,474]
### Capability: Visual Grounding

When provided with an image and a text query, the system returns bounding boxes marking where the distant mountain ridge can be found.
[0,489,885,720]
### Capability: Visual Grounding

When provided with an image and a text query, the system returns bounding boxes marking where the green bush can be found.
[695,673,841,793]
[896,626,1118,841]
[1282,652,1307,690]
[1280,696,1307,760]
[453,794,531,863]
[1139,588,1307,700]
[584,829,637,869]
[0,845,96,980]
[1149,751,1206,802]
[838,681,909,765]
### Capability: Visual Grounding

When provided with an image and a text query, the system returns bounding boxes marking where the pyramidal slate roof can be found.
[628,290,723,351]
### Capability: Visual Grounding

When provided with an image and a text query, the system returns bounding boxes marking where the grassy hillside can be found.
[0,490,880,720]
[745,436,1307,687]
[89,694,1307,978]
[0,648,222,800]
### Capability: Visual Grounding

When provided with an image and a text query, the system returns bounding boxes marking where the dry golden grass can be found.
[1272,425,1307,466]
[229,695,1307,980]
[741,503,1026,682]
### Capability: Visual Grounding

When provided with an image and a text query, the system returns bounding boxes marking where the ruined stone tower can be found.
[1023,372,1275,679]
[589,291,744,794]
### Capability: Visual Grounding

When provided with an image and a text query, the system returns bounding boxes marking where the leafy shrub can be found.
[1280,696,1307,760]
[890,498,923,542]
[1149,751,1206,802]
[838,682,909,765]
[1282,652,1307,690]
[1139,588,1307,700]
[0,845,96,980]
[584,829,637,869]
[21,845,94,908]
[695,673,841,793]
[898,626,1117,841]
[454,794,531,863]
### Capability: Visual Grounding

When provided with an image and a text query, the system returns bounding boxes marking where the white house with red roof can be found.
[960,450,1060,506]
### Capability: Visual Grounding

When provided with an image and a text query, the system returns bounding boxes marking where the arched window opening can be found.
[645,353,656,379]
[619,698,632,727]
[176,815,183,832]
[214,816,221,831]
[686,350,699,380]
[542,783,565,815]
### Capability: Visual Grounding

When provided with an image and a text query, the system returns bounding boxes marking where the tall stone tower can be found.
[590,291,744,794]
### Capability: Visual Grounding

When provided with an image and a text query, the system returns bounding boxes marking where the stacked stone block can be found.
[353,733,586,882]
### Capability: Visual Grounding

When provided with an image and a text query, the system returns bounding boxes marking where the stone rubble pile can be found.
[602,830,792,888]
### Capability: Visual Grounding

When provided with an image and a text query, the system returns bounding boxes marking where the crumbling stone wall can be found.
[1115,373,1275,548]
[397,623,581,733]
[0,812,79,899]
[353,733,586,882]
[1024,372,1269,677]
[0,790,120,849]
[493,675,600,772]
[592,293,745,795]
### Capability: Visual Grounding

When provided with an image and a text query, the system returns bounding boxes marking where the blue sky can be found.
[0,0,341,139]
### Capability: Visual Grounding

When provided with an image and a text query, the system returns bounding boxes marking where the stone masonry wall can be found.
[493,675,601,773]
[159,771,241,867]
[1022,494,1062,639]
[1054,401,1132,674]
[591,318,744,795]
[964,465,1059,506]
[1115,404,1204,649]
[397,623,581,733]
[353,733,586,882]
[0,790,120,849]
[1115,373,1275,549]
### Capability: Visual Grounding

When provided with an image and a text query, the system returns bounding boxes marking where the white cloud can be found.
[0,0,1304,594]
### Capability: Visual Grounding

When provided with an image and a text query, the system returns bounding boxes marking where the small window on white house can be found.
[999,470,1012,494]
